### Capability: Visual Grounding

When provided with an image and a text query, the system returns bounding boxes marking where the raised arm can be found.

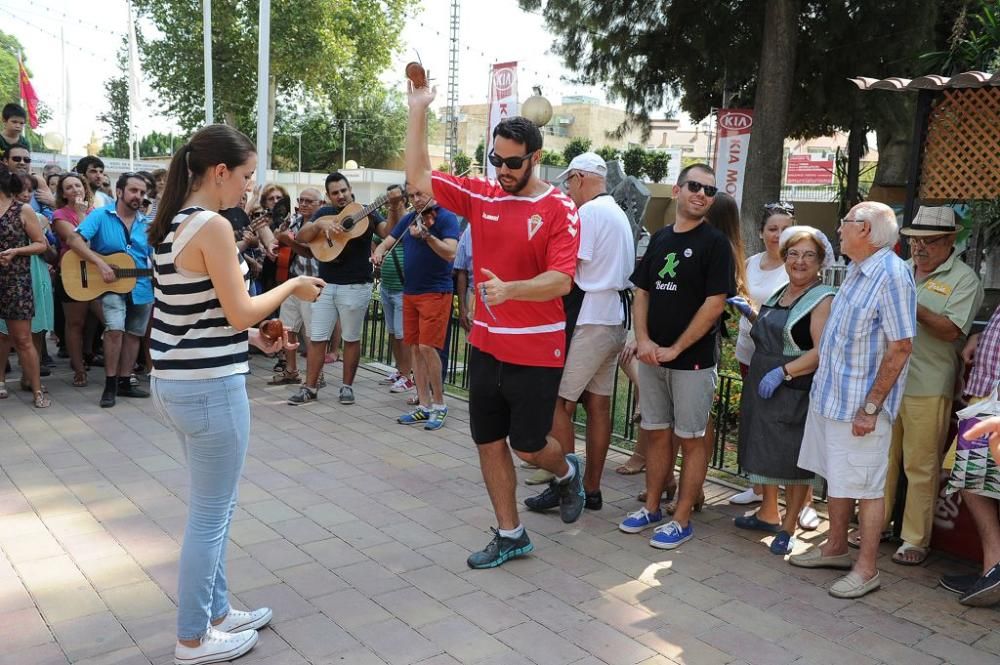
[405,84,436,196]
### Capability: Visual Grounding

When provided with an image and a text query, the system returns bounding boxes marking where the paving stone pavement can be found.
[1,355,997,664]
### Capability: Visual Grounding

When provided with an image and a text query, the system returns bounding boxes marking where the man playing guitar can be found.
[290,172,388,406]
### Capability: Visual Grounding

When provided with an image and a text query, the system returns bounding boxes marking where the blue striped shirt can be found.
[811,247,916,421]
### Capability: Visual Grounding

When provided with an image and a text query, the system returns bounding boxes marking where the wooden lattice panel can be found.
[920,87,1000,200]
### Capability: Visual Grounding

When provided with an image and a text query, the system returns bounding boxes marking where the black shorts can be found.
[468,346,562,453]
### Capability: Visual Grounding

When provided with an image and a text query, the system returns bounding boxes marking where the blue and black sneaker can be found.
[558,454,585,523]
[467,528,533,569]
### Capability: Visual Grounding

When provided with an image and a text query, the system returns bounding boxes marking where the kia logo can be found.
[720,112,753,130]
[493,68,515,97]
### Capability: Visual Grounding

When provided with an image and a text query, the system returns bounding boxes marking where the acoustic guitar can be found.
[60,250,153,301]
[307,194,389,263]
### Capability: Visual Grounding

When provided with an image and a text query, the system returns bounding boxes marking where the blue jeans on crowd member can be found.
[151,373,251,640]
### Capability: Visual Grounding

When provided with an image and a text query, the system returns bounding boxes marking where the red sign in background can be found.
[785,154,834,185]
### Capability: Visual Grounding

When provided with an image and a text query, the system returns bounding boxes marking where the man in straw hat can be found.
[875,206,982,566]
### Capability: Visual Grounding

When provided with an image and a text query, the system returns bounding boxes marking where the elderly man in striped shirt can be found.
[790,202,916,599]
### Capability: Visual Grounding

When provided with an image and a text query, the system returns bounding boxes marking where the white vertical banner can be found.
[713,109,754,208]
[127,0,142,168]
[485,61,518,180]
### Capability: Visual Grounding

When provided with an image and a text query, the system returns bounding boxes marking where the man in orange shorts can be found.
[372,184,460,430]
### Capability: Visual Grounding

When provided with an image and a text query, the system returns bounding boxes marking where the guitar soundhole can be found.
[342,217,355,231]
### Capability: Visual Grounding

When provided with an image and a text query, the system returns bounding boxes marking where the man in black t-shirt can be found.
[618,163,734,550]
[292,173,387,406]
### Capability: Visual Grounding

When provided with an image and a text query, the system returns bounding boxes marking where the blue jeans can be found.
[380,284,404,338]
[151,373,250,640]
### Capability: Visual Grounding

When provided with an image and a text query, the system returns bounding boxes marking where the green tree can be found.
[133,0,415,167]
[644,150,671,183]
[540,149,566,166]
[271,89,407,172]
[923,0,1000,73]
[595,145,620,162]
[0,31,50,149]
[621,146,646,178]
[452,150,472,175]
[98,50,130,159]
[520,0,958,249]
[474,140,485,169]
[562,137,592,164]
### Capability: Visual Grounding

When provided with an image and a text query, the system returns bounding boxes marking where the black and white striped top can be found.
[151,207,250,380]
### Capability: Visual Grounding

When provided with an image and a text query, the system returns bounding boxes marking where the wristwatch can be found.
[782,365,793,381]
[862,401,879,416]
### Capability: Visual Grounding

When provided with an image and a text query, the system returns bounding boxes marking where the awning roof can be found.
[850,70,1000,91]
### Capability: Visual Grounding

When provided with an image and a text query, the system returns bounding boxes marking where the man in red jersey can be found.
[406,83,584,569]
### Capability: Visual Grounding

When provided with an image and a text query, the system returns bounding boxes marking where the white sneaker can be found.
[390,376,415,393]
[380,371,401,385]
[174,627,258,665]
[798,505,821,531]
[729,487,763,505]
[213,607,272,633]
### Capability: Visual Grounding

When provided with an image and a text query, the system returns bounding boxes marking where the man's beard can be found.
[499,168,532,194]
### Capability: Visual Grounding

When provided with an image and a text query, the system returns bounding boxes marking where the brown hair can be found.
[259,183,289,208]
[55,173,93,210]
[705,192,748,297]
[148,124,256,247]
[779,230,826,264]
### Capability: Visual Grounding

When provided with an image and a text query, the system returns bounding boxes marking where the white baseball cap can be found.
[557,152,607,181]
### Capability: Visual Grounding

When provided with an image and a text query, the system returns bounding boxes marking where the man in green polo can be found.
[881,206,983,565]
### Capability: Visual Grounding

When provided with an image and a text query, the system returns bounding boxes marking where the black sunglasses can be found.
[765,201,795,214]
[487,150,533,170]
[680,180,718,197]
[9,155,30,164]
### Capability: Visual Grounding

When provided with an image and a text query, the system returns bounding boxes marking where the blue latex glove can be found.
[727,296,754,318]
[758,366,785,399]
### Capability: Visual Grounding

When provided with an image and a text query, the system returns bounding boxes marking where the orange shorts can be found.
[403,292,452,349]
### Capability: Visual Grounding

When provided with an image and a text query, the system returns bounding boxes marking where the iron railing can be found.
[359,294,744,480]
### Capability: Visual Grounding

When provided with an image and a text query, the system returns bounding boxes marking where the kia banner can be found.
[713,109,754,208]
[485,62,518,180]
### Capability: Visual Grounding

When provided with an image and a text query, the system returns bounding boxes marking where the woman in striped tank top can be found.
[147,125,323,665]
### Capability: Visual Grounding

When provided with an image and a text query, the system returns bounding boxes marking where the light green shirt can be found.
[903,250,983,397]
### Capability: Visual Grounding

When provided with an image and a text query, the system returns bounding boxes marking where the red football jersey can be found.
[431,171,580,367]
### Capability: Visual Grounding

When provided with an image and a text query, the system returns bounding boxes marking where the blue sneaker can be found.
[424,406,448,431]
[398,407,430,425]
[619,507,663,533]
[467,528,533,569]
[650,520,693,549]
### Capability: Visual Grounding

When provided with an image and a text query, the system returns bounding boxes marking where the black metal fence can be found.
[359,295,745,480]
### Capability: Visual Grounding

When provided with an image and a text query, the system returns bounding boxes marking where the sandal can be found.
[665,491,704,515]
[33,391,50,408]
[734,513,782,533]
[73,371,88,387]
[615,455,646,475]
[637,483,677,504]
[891,542,928,566]
[847,529,892,549]
[0,381,7,399]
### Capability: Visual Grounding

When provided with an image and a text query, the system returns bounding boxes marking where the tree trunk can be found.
[845,117,866,210]
[872,94,915,188]
[739,0,800,256]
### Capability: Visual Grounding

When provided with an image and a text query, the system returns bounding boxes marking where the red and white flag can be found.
[485,62,518,180]
[713,109,754,208]
[18,59,39,129]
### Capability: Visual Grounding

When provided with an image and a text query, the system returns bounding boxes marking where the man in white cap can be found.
[525,152,635,513]
[876,205,982,566]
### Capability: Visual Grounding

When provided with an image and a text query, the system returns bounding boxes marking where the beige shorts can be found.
[798,408,892,500]
[279,294,313,337]
[558,324,627,401]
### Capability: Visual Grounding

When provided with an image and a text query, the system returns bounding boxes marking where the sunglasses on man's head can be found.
[765,201,795,214]
[487,150,532,170]
[9,155,30,164]
[680,180,718,197]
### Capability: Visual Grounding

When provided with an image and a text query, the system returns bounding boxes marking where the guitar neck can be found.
[359,195,389,218]
[112,268,153,278]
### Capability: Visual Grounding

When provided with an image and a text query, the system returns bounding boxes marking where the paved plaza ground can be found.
[1,355,998,664]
